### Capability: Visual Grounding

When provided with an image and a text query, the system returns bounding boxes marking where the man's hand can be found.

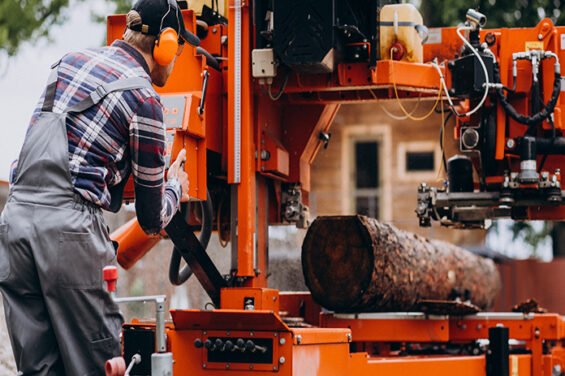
[168,149,190,202]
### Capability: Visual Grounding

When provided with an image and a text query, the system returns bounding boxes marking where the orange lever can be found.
[111,218,161,269]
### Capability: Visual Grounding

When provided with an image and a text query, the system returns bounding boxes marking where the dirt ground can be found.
[0,300,16,374]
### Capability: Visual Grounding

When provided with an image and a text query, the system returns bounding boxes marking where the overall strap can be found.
[41,65,60,112]
[66,77,154,113]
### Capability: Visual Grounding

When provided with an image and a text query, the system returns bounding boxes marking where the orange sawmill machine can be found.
[104,1,565,375]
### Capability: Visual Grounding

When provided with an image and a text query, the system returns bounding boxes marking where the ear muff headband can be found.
[153,0,181,66]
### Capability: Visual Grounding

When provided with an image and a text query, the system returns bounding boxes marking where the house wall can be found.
[310,101,486,247]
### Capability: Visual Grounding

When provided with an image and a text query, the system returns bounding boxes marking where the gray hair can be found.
[123,10,156,55]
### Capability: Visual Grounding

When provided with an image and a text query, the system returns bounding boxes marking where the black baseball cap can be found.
[128,0,200,47]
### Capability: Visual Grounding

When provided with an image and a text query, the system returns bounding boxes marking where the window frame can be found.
[342,125,392,221]
[397,141,441,181]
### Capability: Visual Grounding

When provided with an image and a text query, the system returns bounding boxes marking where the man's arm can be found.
[129,97,182,235]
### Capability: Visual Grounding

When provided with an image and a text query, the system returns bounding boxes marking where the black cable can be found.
[525,75,542,137]
[261,69,290,101]
[493,61,561,127]
[169,190,214,285]
[440,110,453,174]
[538,115,556,173]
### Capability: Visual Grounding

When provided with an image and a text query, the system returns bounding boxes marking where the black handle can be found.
[198,70,210,116]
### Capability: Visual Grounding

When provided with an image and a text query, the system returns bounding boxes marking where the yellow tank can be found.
[379,4,424,63]
[186,0,227,17]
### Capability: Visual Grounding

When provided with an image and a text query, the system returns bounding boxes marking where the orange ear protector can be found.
[153,0,181,66]
[153,27,179,66]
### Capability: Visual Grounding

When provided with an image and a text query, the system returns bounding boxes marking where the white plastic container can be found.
[380,4,425,63]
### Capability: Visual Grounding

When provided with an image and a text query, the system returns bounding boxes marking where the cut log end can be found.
[302,216,374,311]
[302,215,501,313]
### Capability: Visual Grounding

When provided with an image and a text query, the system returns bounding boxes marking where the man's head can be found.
[123,0,200,86]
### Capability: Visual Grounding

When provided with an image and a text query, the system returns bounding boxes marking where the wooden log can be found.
[301,215,501,313]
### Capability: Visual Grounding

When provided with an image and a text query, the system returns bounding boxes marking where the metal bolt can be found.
[212,27,218,34]
[279,356,286,364]
[260,150,270,160]
[226,364,230,369]
[296,334,302,344]
[538,33,543,40]
[203,331,207,335]
[274,333,278,337]
[202,363,207,368]
[279,338,286,345]
[250,332,254,337]
[250,365,254,370]
[226,331,230,336]
[347,333,352,342]
[506,138,516,149]
[273,366,278,371]
[476,324,482,331]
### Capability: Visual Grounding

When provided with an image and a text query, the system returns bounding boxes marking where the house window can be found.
[406,151,435,172]
[352,140,380,219]
[397,141,440,180]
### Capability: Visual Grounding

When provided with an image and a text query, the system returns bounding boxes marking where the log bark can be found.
[302,215,501,312]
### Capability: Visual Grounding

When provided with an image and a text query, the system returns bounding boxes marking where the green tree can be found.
[421,0,564,28]
[0,0,133,57]
[92,0,133,24]
[0,0,72,56]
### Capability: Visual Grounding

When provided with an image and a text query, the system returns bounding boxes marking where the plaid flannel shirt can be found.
[11,40,181,235]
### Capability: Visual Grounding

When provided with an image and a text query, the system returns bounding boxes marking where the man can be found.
[0,0,197,374]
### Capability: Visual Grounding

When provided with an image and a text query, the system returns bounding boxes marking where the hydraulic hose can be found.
[493,61,561,127]
[168,190,214,285]
[196,47,221,72]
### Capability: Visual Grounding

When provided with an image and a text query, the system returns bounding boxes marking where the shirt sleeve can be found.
[130,97,182,235]
[9,160,18,185]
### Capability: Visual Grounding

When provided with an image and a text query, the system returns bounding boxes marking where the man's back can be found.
[27,41,164,210]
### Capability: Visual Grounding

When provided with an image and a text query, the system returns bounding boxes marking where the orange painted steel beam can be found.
[282,104,340,192]
[449,313,565,342]
[228,0,255,279]
[350,353,533,376]
[220,287,279,311]
[126,310,565,375]
[321,313,450,343]
[371,60,443,90]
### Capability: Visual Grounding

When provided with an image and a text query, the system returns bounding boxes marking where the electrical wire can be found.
[437,102,453,181]
[370,89,423,120]
[390,50,442,121]
[435,97,447,181]
[262,70,290,101]
[431,26,491,118]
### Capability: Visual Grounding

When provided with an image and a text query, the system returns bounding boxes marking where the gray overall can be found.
[0,69,152,375]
